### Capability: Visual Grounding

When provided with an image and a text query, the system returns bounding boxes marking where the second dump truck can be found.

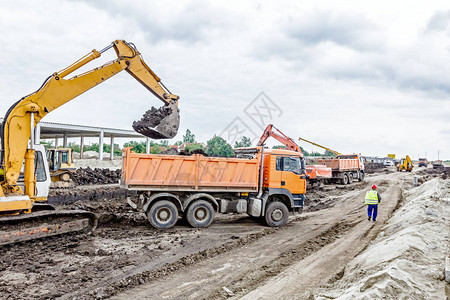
[122,147,307,229]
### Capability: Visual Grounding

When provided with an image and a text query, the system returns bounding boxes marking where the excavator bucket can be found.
[133,101,180,139]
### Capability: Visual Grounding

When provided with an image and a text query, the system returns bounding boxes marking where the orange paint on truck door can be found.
[280,156,306,194]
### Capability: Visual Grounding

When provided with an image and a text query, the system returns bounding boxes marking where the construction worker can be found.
[365,184,381,221]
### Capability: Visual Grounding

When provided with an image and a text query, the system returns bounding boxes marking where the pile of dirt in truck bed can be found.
[73,167,121,185]
[364,162,390,174]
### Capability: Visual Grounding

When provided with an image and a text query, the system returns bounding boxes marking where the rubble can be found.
[72,167,121,185]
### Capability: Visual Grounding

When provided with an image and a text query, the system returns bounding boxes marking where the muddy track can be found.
[2,171,407,300]
[207,220,359,299]
[110,173,402,300]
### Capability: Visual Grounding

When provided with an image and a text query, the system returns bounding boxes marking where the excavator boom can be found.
[298,137,342,156]
[258,124,300,152]
[257,124,332,181]
[2,40,179,195]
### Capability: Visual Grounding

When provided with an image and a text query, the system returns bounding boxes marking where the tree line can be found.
[41,129,334,157]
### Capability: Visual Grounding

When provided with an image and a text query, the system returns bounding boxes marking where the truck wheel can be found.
[341,173,349,185]
[265,202,289,227]
[359,172,365,181]
[147,200,178,229]
[186,200,214,228]
[348,173,353,184]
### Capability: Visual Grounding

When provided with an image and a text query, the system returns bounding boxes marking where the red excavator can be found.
[257,125,332,185]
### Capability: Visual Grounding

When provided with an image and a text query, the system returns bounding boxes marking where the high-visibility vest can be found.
[365,190,379,205]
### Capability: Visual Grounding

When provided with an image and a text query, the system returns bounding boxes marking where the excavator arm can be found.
[1,40,179,192]
[298,137,342,156]
[257,124,301,153]
[257,125,333,181]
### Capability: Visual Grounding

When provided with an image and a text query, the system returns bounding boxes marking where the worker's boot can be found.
[368,216,371,221]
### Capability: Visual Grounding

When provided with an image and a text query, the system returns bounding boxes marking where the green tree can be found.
[206,135,234,157]
[234,136,252,148]
[67,142,80,153]
[159,140,169,147]
[299,146,308,156]
[324,150,337,157]
[103,143,122,156]
[84,143,99,152]
[183,129,196,143]
[150,145,161,154]
[40,140,54,150]
[123,141,147,153]
[185,143,204,152]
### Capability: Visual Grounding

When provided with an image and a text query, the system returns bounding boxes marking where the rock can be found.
[96,249,109,256]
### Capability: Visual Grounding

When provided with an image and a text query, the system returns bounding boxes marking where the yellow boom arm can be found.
[298,137,342,156]
[1,40,179,193]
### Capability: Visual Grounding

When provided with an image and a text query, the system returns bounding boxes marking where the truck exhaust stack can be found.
[133,101,180,139]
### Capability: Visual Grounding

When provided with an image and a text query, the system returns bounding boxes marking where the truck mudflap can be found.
[0,210,97,246]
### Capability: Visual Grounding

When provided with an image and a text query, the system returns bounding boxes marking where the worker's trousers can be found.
[367,204,378,221]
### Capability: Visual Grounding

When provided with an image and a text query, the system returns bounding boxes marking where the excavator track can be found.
[133,102,180,139]
[0,210,97,246]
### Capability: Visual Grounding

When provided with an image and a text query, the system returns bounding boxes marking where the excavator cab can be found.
[46,148,75,172]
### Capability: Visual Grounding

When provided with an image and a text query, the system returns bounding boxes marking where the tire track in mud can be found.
[207,220,359,300]
[239,175,404,300]
[67,216,312,299]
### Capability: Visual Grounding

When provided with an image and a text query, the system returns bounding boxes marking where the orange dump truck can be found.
[316,154,365,185]
[121,147,306,229]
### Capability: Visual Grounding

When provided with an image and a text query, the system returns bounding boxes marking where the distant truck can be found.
[121,147,307,229]
[418,158,428,167]
[432,160,444,169]
[316,154,365,185]
[297,137,364,185]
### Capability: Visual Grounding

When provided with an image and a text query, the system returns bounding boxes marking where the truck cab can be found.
[262,149,306,208]
[418,158,428,167]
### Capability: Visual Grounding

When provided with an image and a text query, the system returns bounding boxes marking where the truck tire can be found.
[348,173,353,184]
[186,200,214,228]
[147,200,178,229]
[359,171,365,181]
[265,202,289,227]
[341,173,349,185]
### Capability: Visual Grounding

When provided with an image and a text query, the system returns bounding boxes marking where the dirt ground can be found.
[0,166,446,299]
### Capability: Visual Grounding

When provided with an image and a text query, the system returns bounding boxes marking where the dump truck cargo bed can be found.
[121,148,259,192]
[317,158,361,171]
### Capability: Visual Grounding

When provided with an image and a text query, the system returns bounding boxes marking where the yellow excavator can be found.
[397,155,413,172]
[0,40,180,245]
[47,148,76,186]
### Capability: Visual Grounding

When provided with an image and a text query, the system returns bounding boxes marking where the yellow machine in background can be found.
[47,148,76,184]
[397,155,413,172]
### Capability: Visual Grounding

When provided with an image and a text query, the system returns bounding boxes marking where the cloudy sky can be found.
[0,0,449,160]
